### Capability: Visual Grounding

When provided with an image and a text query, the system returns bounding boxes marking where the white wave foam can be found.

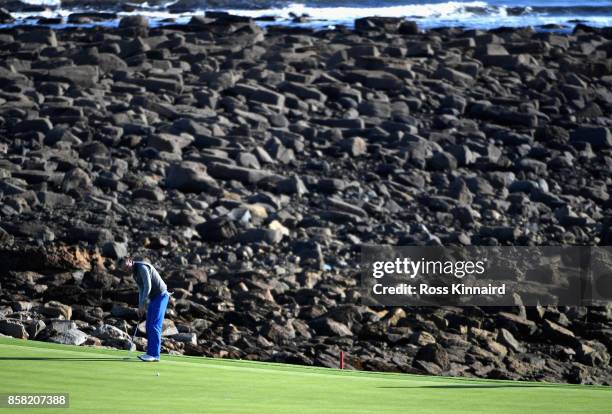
[20,0,61,5]
[223,1,492,22]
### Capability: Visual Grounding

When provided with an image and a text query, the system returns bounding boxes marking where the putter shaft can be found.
[128,318,142,354]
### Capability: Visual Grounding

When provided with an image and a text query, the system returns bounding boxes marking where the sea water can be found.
[4,0,612,30]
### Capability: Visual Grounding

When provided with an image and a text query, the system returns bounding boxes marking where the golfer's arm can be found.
[137,267,152,307]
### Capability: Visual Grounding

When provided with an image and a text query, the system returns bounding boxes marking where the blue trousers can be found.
[146,292,169,358]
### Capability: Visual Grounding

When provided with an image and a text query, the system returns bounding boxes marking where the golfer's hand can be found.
[137,306,145,318]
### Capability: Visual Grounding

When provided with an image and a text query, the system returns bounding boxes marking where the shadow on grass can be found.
[379,384,547,389]
[0,357,138,362]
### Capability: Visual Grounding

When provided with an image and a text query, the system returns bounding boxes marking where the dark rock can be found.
[0,319,28,339]
[293,241,324,269]
[12,118,53,134]
[414,343,450,370]
[66,226,113,244]
[317,178,347,193]
[413,359,442,375]
[497,312,537,337]
[232,83,285,107]
[170,332,197,345]
[355,16,403,32]
[434,67,475,86]
[470,103,538,128]
[261,321,295,343]
[398,20,419,35]
[237,228,284,244]
[119,15,148,28]
[279,81,326,103]
[3,222,54,241]
[47,320,76,335]
[207,162,282,185]
[133,76,183,94]
[41,301,72,320]
[61,168,93,194]
[446,144,476,166]
[570,126,612,149]
[576,341,610,367]
[196,218,238,242]
[18,29,57,46]
[95,53,128,73]
[276,175,308,196]
[26,320,46,339]
[38,191,75,208]
[428,151,458,171]
[543,320,577,345]
[111,304,138,320]
[479,54,533,69]
[406,42,433,57]
[93,324,129,341]
[148,133,194,153]
[497,328,524,353]
[49,329,88,346]
[47,66,99,88]
[165,162,219,193]
[67,12,117,24]
[310,317,352,337]
[101,242,128,259]
[339,137,367,157]
[0,8,13,23]
[479,226,520,242]
[344,70,403,90]
[133,187,165,201]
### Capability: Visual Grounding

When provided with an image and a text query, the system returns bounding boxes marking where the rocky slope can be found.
[0,14,611,384]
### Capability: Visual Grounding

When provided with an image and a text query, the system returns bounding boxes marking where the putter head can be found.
[129,342,136,352]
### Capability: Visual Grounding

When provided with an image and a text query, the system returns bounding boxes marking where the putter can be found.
[127,317,142,356]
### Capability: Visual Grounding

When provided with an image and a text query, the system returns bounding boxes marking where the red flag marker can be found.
[340,351,345,369]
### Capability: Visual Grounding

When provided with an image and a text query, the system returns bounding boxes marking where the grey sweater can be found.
[133,261,167,307]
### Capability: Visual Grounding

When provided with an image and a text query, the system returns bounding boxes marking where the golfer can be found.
[121,257,169,362]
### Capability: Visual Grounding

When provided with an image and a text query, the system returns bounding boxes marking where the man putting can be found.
[121,257,169,362]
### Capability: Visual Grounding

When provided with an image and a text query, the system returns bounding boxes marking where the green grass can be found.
[0,338,609,413]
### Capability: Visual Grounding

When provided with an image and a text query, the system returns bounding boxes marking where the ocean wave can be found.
[530,5,612,15]
[10,0,501,22]
[15,0,612,17]
[222,1,494,20]
[6,0,612,30]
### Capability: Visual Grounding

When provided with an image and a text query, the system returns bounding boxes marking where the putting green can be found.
[0,338,609,413]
